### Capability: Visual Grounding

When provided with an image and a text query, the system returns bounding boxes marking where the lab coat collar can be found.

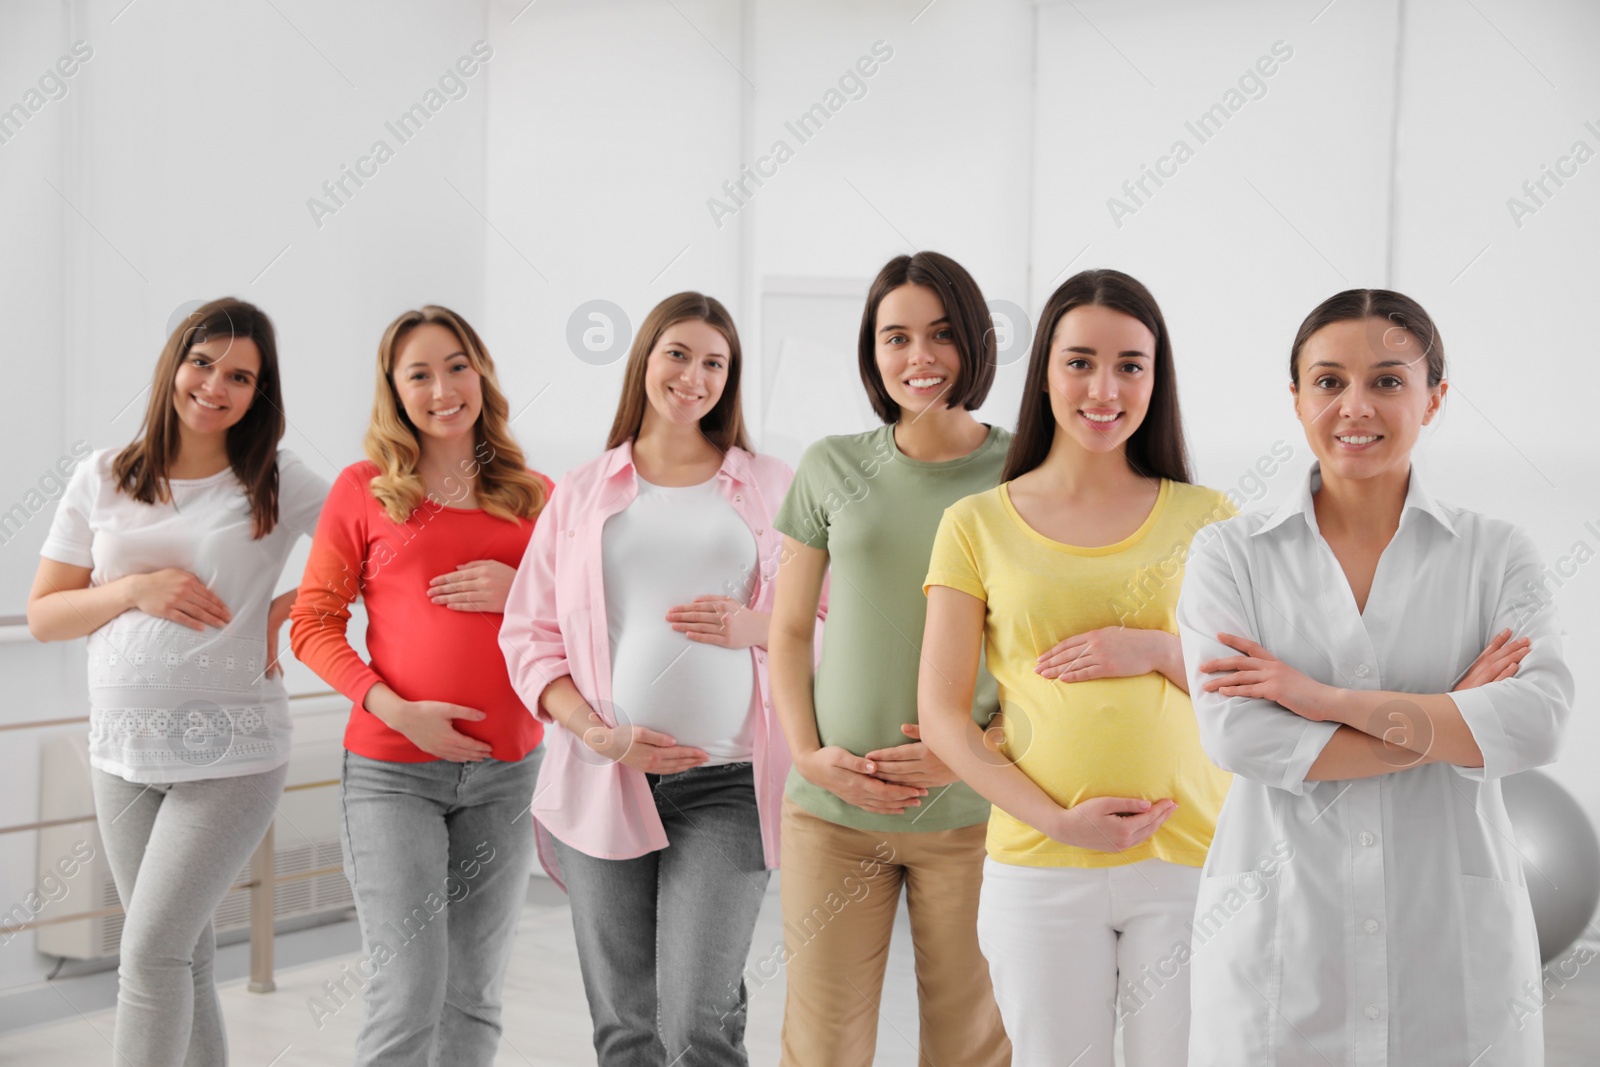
[1251,461,1458,539]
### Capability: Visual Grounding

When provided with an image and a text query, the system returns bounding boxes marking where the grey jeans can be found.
[338,747,541,1067]
[91,762,289,1067]
[553,761,770,1067]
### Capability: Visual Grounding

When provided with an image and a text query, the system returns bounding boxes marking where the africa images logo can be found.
[174,699,237,768]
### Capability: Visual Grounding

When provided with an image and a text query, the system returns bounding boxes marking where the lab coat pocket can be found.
[1188,870,1279,1066]
[1458,874,1543,1066]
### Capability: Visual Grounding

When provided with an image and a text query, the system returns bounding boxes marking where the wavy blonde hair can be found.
[364,306,547,524]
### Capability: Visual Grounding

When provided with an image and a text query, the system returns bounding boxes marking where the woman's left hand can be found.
[666,595,768,649]
[1037,626,1162,682]
[429,560,517,613]
[1198,632,1332,719]
[864,723,961,789]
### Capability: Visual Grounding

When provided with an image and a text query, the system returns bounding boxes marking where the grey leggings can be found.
[91,763,288,1067]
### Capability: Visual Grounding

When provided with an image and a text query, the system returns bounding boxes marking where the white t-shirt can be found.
[601,476,757,764]
[41,448,328,783]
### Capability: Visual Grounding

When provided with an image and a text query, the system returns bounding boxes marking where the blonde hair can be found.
[364,306,547,524]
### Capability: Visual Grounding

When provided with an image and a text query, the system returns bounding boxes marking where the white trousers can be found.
[976,856,1202,1067]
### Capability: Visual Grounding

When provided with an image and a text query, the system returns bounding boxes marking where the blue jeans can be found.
[338,747,541,1067]
[553,761,770,1067]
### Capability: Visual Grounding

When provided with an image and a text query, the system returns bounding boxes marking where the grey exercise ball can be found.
[1503,769,1600,962]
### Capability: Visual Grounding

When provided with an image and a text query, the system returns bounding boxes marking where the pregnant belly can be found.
[609,635,755,755]
[1001,674,1198,807]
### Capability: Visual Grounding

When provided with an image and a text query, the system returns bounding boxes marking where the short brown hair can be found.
[605,292,750,453]
[857,251,997,423]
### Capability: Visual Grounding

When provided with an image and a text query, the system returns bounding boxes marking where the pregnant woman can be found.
[291,305,552,1066]
[29,298,327,1066]
[919,269,1233,1067]
[1178,288,1573,1066]
[769,251,1012,1066]
[499,291,798,1066]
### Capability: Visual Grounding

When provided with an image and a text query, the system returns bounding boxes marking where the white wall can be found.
[484,0,1037,474]
[1033,0,1398,475]
[482,0,746,480]
[740,0,1038,455]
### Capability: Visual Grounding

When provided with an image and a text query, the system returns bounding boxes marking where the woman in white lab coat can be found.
[1177,288,1573,1067]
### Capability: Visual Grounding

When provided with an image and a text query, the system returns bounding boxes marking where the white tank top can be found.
[601,475,757,763]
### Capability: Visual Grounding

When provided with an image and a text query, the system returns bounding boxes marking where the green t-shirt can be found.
[774,422,1012,832]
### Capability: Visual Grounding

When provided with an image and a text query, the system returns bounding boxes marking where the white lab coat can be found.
[1177,463,1573,1067]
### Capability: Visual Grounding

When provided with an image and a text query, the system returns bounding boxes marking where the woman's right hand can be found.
[128,568,232,630]
[380,700,494,762]
[1453,628,1530,690]
[796,746,929,816]
[1048,796,1177,852]
[582,724,710,774]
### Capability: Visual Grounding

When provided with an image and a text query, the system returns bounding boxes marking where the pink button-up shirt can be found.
[499,440,806,883]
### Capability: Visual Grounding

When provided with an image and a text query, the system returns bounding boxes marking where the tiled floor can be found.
[3,876,1597,1065]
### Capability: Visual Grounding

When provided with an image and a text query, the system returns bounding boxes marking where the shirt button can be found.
[1363,918,1380,934]
[1354,663,1371,678]
[756,528,764,535]
[1358,831,1376,847]
[734,494,742,503]
[1364,1005,1381,1020]
[567,529,575,538]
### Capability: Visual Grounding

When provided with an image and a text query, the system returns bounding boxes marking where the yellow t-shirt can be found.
[924,479,1236,868]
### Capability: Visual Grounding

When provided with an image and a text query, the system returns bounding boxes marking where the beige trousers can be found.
[778,796,1011,1067]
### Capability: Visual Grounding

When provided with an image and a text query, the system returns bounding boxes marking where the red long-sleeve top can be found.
[289,461,553,762]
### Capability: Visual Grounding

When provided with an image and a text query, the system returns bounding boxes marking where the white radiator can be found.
[34,696,354,961]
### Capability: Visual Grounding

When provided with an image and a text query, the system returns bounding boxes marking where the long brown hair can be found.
[604,292,751,453]
[1289,288,1446,387]
[1002,269,1191,484]
[365,306,547,523]
[857,251,997,423]
[112,297,285,538]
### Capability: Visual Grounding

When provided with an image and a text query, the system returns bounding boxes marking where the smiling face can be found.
[171,334,261,438]
[873,284,963,419]
[1292,316,1445,481]
[1044,303,1157,455]
[641,318,731,429]
[392,321,484,442]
